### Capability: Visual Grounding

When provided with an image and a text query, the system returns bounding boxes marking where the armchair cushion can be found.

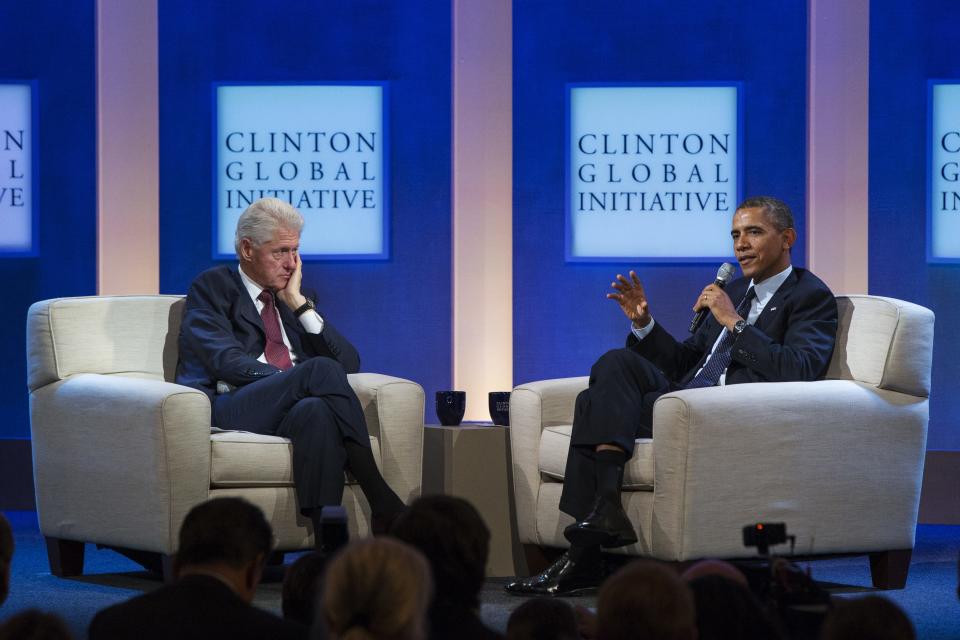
[539,426,654,490]
[210,432,382,487]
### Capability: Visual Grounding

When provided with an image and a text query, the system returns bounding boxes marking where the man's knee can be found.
[592,348,637,375]
[290,357,350,388]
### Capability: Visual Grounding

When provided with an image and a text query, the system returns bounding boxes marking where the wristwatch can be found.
[294,298,316,317]
[732,319,747,336]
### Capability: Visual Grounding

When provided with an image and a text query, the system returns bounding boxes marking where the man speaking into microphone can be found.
[507,195,838,596]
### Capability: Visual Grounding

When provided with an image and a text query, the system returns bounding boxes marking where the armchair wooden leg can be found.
[869,549,912,589]
[45,537,85,577]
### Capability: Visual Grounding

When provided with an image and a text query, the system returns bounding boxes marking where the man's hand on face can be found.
[693,284,740,331]
[276,253,307,311]
[607,270,652,329]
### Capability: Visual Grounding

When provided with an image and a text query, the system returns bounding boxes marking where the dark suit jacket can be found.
[627,267,838,385]
[88,574,307,640]
[176,265,360,400]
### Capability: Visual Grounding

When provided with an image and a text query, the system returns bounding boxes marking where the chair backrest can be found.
[825,295,934,397]
[27,296,185,392]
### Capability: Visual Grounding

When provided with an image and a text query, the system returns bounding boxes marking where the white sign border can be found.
[565,82,744,263]
[928,79,960,264]
[0,80,38,258]
[211,81,390,261]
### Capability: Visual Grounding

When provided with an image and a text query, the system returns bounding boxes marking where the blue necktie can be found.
[685,287,756,389]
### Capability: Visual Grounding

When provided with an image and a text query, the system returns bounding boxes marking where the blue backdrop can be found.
[158,0,452,402]
[513,1,808,386]
[0,1,97,439]
[870,0,960,450]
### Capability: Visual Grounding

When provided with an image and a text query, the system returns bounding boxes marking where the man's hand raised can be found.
[277,253,308,311]
[607,270,651,328]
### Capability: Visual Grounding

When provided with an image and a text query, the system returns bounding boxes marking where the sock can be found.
[310,511,325,552]
[568,544,603,571]
[344,439,405,516]
[595,449,627,504]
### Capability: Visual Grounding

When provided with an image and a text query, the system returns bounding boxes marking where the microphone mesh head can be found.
[717,262,736,284]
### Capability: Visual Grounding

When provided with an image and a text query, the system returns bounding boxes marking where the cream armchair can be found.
[27,295,424,579]
[509,295,934,589]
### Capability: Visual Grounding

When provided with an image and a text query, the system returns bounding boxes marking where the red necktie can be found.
[257,290,293,371]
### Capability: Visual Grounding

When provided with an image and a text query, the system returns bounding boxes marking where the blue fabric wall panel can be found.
[513,1,807,385]
[0,2,97,438]
[159,1,451,401]
[870,0,960,450]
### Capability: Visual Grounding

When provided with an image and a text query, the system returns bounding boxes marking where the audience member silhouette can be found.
[283,552,329,627]
[687,574,783,640]
[506,597,579,640]
[320,537,432,640]
[681,559,749,587]
[391,495,504,640]
[0,609,72,640]
[819,596,915,640]
[0,514,12,607]
[596,560,697,640]
[88,497,306,640]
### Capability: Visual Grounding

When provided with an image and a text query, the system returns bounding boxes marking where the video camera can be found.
[739,523,831,640]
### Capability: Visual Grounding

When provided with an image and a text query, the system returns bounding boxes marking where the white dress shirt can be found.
[631,265,793,385]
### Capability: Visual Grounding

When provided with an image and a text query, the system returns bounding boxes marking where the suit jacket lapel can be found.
[228,268,267,335]
[753,268,798,332]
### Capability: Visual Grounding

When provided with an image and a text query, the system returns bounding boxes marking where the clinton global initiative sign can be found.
[929,81,960,263]
[567,84,741,261]
[0,82,35,256]
[215,83,388,259]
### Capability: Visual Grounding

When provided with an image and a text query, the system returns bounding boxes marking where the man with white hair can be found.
[176,198,405,543]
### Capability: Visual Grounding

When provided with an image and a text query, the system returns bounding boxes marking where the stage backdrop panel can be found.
[159,0,451,403]
[567,83,742,262]
[871,1,960,450]
[928,81,960,263]
[213,83,388,260]
[513,0,807,386]
[0,2,97,439]
[0,82,37,256]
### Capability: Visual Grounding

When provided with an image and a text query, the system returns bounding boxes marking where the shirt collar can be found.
[238,264,266,304]
[749,264,793,306]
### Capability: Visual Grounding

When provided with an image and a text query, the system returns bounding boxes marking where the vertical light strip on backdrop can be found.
[452,0,513,421]
[807,0,869,293]
[97,0,159,294]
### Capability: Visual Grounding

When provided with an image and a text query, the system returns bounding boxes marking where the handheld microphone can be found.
[689,262,736,333]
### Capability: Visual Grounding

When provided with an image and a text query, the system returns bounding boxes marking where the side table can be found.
[422,424,523,577]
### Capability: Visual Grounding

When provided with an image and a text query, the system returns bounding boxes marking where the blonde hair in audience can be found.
[322,538,433,640]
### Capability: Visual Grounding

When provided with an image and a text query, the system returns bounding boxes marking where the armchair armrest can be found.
[650,380,929,560]
[509,377,589,542]
[30,374,211,553]
[348,373,424,503]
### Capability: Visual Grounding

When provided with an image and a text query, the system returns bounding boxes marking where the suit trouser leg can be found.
[212,357,368,513]
[559,348,674,520]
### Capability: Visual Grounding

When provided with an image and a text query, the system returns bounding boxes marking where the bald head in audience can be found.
[597,560,697,640]
[820,596,914,640]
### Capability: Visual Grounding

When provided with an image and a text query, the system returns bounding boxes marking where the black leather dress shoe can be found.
[504,551,604,597]
[563,496,637,548]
